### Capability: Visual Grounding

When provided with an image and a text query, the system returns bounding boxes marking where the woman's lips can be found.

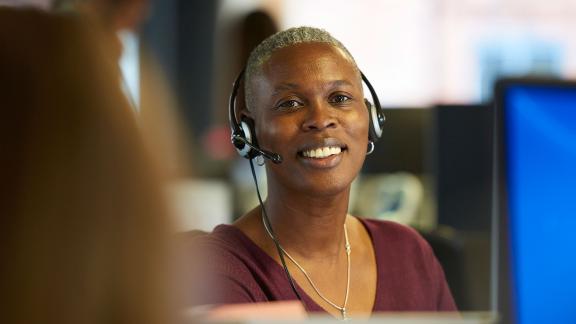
[296,139,348,168]
[297,138,347,157]
[301,146,342,158]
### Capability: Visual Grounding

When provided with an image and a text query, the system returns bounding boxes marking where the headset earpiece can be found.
[236,117,259,159]
[361,72,385,143]
[231,114,259,159]
[365,98,384,142]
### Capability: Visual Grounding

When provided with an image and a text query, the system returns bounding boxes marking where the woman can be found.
[195,26,456,319]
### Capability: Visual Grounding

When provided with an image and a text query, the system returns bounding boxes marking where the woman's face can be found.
[248,42,369,196]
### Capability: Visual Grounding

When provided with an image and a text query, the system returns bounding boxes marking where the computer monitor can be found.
[493,79,576,324]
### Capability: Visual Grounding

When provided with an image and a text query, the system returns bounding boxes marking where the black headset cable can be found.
[248,159,304,303]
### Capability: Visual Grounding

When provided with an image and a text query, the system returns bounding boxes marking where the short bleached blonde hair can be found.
[244,26,359,111]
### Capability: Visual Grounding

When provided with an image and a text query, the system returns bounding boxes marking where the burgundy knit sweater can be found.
[192,218,457,314]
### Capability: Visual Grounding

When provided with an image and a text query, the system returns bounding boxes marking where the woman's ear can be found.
[235,85,254,123]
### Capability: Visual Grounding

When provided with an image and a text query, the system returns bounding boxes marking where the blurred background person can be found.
[0,8,179,324]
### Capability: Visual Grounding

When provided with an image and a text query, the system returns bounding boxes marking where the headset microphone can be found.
[231,135,283,164]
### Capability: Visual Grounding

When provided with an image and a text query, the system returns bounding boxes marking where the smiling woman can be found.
[190,27,457,319]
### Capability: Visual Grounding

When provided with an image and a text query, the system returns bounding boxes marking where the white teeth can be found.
[302,146,342,158]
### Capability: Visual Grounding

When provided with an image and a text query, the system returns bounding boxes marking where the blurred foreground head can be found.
[0,8,175,324]
[52,0,149,31]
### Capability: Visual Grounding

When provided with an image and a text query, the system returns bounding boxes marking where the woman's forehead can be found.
[260,42,360,82]
[267,42,353,67]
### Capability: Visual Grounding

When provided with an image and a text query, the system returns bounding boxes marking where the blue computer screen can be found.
[504,83,576,324]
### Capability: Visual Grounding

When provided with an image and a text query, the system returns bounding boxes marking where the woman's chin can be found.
[290,176,354,198]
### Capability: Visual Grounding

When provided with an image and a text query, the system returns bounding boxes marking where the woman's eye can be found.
[331,94,351,104]
[277,100,302,109]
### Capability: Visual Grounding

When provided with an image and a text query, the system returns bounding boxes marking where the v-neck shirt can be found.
[190,217,456,313]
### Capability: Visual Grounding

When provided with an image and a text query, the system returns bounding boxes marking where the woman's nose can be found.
[301,101,337,131]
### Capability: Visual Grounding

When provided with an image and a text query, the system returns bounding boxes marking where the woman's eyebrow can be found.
[327,79,354,89]
[272,83,299,96]
[272,80,354,96]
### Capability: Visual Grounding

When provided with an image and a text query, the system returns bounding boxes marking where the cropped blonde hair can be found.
[244,26,359,110]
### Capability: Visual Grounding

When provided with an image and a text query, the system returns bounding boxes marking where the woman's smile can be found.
[296,138,348,169]
[299,149,343,169]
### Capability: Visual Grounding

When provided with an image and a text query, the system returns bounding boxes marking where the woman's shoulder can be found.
[192,223,281,273]
[358,218,424,241]
[196,224,242,244]
[356,218,458,311]
[357,217,433,257]
[184,224,275,304]
[191,224,256,260]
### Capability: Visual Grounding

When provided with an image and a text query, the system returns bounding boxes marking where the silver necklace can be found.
[262,215,352,320]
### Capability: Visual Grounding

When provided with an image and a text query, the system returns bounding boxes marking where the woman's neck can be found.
[263,185,351,259]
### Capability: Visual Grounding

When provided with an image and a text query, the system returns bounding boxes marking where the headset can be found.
[228,67,386,305]
[229,69,386,163]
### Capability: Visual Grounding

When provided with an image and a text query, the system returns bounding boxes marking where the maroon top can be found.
[192,218,457,313]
